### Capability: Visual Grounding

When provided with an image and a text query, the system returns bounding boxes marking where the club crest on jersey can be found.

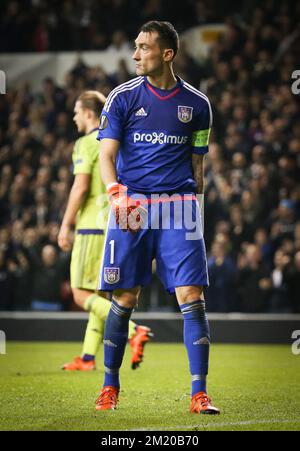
[104,267,120,284]
[178,106,193,123]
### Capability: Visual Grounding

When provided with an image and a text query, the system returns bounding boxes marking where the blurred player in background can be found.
[96,21,220,414]
[58,90,152,371]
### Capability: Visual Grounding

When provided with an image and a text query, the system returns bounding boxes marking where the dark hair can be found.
[139,21,179,58]
[77,90,106,117]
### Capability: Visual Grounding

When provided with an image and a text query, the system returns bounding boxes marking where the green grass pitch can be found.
[0,342,300,431]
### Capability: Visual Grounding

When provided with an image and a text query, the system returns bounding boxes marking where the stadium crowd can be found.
[1,0,241,52]
[0,1,300,312]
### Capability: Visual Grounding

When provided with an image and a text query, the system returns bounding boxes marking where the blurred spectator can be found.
[273,199,297,238]
[206,239,236,312]
[0,250,13,310]
[287,251,300,313]
[108,30,131,52]
[269,249,292,312]
[294,222,300,252]
[8,249,31,310]
[237,244,272,312]
[110,59,134,87]
[254,228,273,269]
[229,204,253,254]
[174,43,202,86]
[32,187,51,226]
[31,245,69,311]
[22,227,40,263]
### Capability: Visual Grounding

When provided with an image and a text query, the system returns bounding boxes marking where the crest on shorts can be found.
[104,267,120,284]
[178,105,193,123]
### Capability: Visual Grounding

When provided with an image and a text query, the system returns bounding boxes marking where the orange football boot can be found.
[95,386,119,411]
[62,356,96,371]
[190,392,220,415]
[129,325,153,369]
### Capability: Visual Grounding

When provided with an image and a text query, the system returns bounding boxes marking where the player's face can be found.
[133,32,165,76]
[73,101,87,132]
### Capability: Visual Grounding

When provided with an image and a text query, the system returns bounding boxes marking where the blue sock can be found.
[103,299,133,389]
[180,300,210,397]
[82,354,95,362]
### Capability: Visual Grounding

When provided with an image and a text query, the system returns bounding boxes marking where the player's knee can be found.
[176,286,204,304]
[97,290,111,300]
[72,289,87,308]
[113,288,139,309]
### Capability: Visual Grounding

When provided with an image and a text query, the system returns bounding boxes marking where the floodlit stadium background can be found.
[0,0,300,322]
[1,0,300,433]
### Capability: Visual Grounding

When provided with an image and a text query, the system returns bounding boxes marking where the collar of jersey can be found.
[86,127,99,135]
[144,75,182,100]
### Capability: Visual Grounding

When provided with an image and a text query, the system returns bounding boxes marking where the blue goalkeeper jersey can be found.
[97,75,212,193]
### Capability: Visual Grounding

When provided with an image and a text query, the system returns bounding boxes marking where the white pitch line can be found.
[1,311,300,321]
[129,419,300,431]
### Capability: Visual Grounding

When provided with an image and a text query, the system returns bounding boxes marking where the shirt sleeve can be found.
[191,98,213,155]
[72,138,93,175]
[96,92,125,142]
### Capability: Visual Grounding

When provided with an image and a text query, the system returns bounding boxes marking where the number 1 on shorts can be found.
[109,240,115,264]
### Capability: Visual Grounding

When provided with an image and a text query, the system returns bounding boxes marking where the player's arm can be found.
[58,173,90,251]
[192,154,204,194]
[99,138,120,186]
[99,138,145,232]
[191,97,212,195]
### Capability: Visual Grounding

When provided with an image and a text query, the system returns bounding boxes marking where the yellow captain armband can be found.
[192,128,211,147]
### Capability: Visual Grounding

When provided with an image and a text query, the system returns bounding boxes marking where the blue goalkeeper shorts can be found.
[98,193,209,294]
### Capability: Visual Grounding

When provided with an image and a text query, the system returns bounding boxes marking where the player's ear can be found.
[86,109,93,120]
[163,48,175,62]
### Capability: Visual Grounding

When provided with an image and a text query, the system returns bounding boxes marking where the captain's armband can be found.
[192,128,211,147]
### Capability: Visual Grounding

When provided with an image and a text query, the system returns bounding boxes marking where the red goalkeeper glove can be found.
[107,183,146,232]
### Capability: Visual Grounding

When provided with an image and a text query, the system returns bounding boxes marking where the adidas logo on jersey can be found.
[135,107,147,117]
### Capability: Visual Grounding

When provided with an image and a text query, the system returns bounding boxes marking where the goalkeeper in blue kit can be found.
[95,21,220,414]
